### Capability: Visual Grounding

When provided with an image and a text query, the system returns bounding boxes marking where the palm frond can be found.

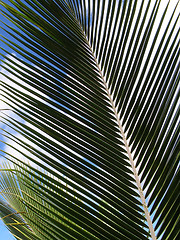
[0,0,179,239]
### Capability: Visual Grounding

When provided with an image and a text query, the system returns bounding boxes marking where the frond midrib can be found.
[82,24,157,240]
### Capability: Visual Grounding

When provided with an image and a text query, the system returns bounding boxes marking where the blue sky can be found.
[0,0,15,57]
[0,220,15,240]
[0,1,16,238]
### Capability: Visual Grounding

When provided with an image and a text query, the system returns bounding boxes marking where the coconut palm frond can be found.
[0,0,179,239]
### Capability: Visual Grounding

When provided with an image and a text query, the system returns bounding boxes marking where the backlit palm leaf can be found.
[0,0,179,239]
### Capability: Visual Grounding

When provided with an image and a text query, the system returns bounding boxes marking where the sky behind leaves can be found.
[0,0,179,239]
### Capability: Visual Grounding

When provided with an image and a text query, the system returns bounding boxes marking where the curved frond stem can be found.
[90,44,157,240]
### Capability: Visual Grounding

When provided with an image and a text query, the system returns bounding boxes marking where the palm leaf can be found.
[0,0,179,239]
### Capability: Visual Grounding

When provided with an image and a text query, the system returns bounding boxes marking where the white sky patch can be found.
[116,0,179,136]
[135,0,179,96]
[0,54,49,107]
[120,0,179,117]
